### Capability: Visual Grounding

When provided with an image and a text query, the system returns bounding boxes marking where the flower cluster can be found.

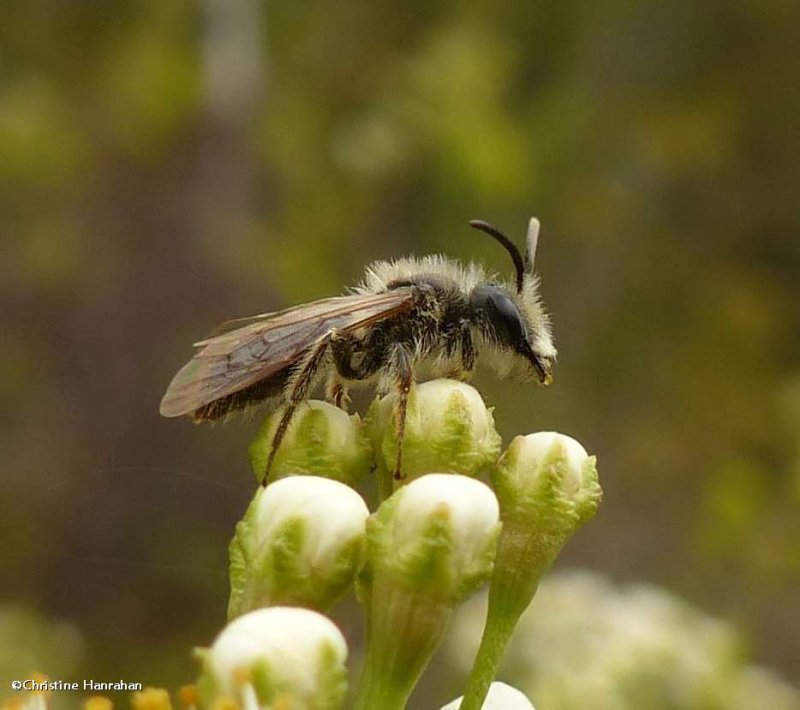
[193,379,601,710]
[11,379,800,709]
[447,571,800,710]
[4,380,600,710]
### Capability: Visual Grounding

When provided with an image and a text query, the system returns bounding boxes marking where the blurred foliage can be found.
[1,0,799,704]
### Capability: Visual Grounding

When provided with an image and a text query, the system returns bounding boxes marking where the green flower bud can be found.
[249,400,373,485]
[354,474,501,710]
[366,473,501,599]
[366,379,502,492]
[459,432,601,710]
[495,432,598,513]
[441,682,536,710]
[228,476,370,618]
[198,606,348,710]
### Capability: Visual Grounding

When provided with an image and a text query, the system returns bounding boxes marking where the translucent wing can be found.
[159,290,414,418]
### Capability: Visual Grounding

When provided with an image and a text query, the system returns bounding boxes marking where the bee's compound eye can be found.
[472,285,529,347]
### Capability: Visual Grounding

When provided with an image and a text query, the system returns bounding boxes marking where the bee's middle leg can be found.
[263,335,332,485]
[326,378,350,411]
[328,330,385,411]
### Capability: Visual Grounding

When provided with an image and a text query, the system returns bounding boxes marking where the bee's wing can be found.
[159,290,414,418]
[198,298,326,340]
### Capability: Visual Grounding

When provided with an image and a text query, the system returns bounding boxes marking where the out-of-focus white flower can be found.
[353,474,501,710]
[228,476,370,617]
[440,681,536,710]
[199,606,348,709]
[367,379,502,486]
[729,666,800,710]
[448,571,800,710]
[0,605,85,681]
[249,399,373,485]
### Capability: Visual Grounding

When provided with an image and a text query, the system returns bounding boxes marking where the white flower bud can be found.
[353,474,501,710]
[493,432,600,522]
[440,682,536,710]
[459,433,601,710]
[228,476,370,617]
[249,400,373,485]
[388,474,500,586]
[200,607,348,709]
[501,432,589,498]
[367,379,502,485]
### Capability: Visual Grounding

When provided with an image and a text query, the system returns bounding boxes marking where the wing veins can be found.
[160,290,413,417]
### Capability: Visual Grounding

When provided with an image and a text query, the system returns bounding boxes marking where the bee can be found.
[160,218,556,481]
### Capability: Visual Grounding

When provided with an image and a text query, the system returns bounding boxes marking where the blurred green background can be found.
[2,0,799,707]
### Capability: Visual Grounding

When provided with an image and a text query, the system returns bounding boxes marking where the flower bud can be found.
[249,400,372,485]
[198,607,348,710]
[371,474,501,598]
[459,432,601,710]
[441,682,536,710]
[367,379,502,490]
[354,474,500,710]
[228,476,370,618]
[496,432,595,506]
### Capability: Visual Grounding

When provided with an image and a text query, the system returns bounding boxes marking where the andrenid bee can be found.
[160,219,556,480]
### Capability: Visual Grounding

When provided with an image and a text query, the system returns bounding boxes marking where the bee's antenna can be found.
[469,220,525,293]
[524,217,540,273]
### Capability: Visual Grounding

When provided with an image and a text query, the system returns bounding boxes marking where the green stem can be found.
[354,581,451,710]
[354,645,418,710]
[459,595,522,710]
[459,521,551,710]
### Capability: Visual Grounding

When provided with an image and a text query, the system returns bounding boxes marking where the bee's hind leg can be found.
[263,335,332,485]
[386,343,414,481]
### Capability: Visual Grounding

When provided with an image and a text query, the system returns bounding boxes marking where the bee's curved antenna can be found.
[469,220,525,293]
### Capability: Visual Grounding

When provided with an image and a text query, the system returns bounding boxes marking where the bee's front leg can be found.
[446,321,477,381]
[459,325,477,378]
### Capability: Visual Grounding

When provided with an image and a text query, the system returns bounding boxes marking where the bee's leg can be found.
[263,335,332,485]
[330,330,380,379]
[327,377,351,411]
[387,343,414,481]
[330,329,387,400]
[446,323,477,381]
[459,326,477,379]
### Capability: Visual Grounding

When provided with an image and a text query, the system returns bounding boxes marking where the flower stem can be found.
[354,580,451,710]
[459,524,549,710]
[458,595,523,710]
[354,650,416,710]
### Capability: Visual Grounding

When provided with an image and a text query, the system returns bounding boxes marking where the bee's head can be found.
[469,218,556,384]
